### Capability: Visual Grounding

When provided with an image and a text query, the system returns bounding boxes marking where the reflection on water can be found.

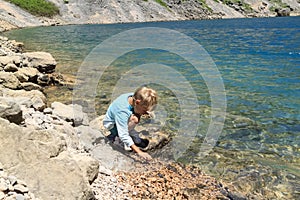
[3,17,300,199]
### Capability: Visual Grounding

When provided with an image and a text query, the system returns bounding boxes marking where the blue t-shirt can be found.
[103,93,134,147]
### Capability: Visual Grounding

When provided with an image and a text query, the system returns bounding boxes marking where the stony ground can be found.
[91,158,244,200]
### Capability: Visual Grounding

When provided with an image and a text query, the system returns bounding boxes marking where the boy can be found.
[103,86,158,160]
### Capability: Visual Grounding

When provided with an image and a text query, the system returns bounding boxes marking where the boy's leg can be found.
[128,114,141,143]
[128,114,139,131]
[128,114,149,149]
[107,125,118,142]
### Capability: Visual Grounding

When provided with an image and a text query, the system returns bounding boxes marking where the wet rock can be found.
[14,67,39,83]
[37,73,50,85]
[23,52,57,73]
[20,82,42,91]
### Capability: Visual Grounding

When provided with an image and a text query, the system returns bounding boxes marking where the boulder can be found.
[89,115,110,136]
[275,8,291,17]
[4,63,18,72]
[9,40,24,53]
[2,89,47,111]
[23,52,57,73]
[0,48,7,56]
[14,67,39,83]
[76,125,105,151]
[51,102,89,126]
[0,97,23,124]
[21,82,42,91]
[0,71,21,89]
[0,55,23,67]
[0,118,98,200]
[52,119,81,150]
[0,56,12,66]
[91,140,136,172]
[70,153,99,184]
[37,73,50,85]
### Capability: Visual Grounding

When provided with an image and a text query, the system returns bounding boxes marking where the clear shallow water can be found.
[3,17,300,198]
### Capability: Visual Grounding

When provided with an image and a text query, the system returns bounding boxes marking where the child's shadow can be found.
[103,137,143,163]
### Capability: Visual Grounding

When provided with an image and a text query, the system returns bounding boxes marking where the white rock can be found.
[43,107,52,114]
[7,176,17,186]
[0,191,6,200]
[0,178,8,192]
[13,184,28,193]
[15,194,25,200]
[99,166,113,176]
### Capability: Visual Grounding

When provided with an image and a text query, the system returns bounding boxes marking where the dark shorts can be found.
[106,124,149,148]
[107,124,118,142]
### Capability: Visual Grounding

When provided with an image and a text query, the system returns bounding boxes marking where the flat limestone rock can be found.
[0,118,97,200]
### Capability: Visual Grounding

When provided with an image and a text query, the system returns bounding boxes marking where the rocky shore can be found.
[0,0,300,32]
[0,35,250,199]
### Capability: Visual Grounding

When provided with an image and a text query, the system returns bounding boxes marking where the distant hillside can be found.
[0,0,299,31]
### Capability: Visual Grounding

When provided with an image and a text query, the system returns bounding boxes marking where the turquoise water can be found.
[3,17,300,198]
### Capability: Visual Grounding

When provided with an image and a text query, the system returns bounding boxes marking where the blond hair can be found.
[133,86,158,110]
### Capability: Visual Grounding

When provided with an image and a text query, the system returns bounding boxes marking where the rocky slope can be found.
[0,0,299,31]
[0,35,252,200]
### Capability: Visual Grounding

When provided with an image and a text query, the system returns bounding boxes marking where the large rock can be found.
[51,101,89,126]
[14,67,39,83]
[275,8,291,16]
[76,125,105,151]
[0,97,23,124]
[0,118,98,199]
[0,55,23,67]
[91,140,136,172]
[0,71,21,89]
[20,82,42,91]
[2,89,47,111]
[23,52,57,73]
[3,63,18,72]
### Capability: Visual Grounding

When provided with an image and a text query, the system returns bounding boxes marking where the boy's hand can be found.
[131,144,152,161]
[138,151,152,161]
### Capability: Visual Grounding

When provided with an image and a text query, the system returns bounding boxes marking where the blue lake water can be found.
[3,16,300,198]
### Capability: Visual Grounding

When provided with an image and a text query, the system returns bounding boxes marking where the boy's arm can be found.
[131,144,152,160]
[115,113,152,160]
